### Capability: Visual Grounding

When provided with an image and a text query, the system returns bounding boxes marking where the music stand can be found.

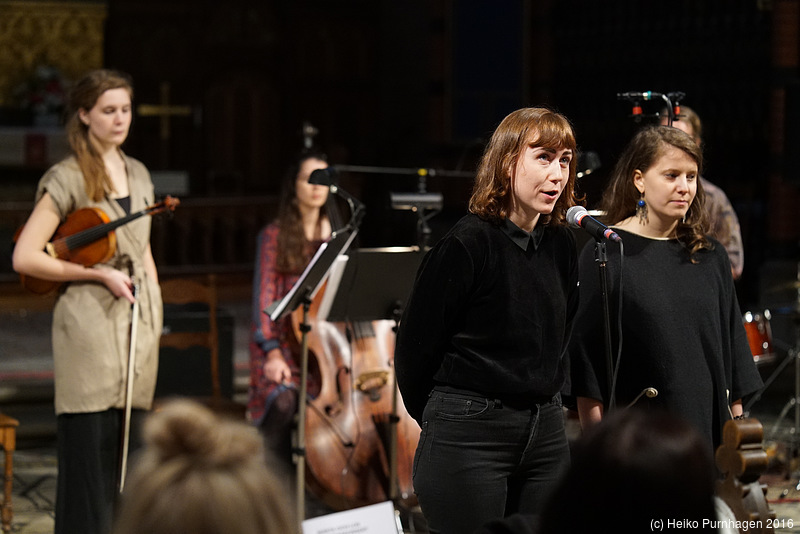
[264,228,357,529]
[322,247,425,323]
[318,247,423,505]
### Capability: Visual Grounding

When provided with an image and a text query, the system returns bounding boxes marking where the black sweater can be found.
[395,214,579,423]
[568,229,763,450]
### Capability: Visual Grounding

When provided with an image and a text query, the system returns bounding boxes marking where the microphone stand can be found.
[329,183,365,232]
[593,239,616,412]
[296,185,363,530]
[294,292,313,530]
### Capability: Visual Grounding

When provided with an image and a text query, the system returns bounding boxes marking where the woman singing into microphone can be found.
[395,107,580,533]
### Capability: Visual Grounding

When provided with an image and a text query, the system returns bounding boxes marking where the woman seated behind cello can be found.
[249,150,331,466]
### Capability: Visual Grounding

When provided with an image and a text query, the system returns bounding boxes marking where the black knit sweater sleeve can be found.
[395,225,476,423]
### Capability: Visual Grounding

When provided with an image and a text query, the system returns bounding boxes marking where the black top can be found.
[115,195,131,215]
[568,228,763,450]
[395,213,579,423]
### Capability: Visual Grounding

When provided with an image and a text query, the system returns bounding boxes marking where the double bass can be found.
[292,286,420,512]
[288,166,420,514]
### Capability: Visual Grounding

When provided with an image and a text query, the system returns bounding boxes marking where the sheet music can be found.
[265,229,358,322]
[316,254,349,322]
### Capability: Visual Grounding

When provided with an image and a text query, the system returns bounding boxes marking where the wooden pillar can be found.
[0,413,19,534]
[768,0,800,245]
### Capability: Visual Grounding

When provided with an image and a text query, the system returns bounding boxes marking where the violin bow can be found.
[117,277,140,493]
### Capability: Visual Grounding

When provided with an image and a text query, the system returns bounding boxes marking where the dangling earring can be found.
[636,196,648,225]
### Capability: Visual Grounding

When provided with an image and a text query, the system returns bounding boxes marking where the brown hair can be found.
[275,151,329,273]
[469,107,579,226]
[663,105,703,145]
[113,399,294,534]
[600,126,711,259]
[65,69,133,202]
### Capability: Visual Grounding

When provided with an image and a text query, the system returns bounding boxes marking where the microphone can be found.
[308,167,338,186]
[566,206,621,243]
[617,91,663,101]
[626,387,658,409]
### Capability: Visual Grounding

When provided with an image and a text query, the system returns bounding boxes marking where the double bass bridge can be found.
[354,369,390,401]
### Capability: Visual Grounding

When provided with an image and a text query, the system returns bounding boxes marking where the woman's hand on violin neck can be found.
[95,265,135,304]
[264,349,292,384]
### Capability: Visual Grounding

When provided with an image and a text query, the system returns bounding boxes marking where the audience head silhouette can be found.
[538,408,717,532]
[113,399,294,534]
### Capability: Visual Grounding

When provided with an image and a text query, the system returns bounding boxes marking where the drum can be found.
[743,310,775,365]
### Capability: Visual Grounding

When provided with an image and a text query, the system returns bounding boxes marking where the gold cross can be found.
[137,82,192,141]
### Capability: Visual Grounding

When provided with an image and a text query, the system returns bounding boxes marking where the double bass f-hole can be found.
[325,365,350,418]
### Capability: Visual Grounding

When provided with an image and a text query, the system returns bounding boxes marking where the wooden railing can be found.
[149,195,278,275]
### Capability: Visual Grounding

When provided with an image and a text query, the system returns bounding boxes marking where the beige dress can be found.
[36,154,163,415]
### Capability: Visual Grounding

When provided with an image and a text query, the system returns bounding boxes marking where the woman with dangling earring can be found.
[567,125,761,456]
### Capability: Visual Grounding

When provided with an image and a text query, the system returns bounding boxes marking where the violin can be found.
[14,196,180,294]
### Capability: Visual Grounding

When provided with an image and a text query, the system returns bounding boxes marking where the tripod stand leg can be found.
[769,396,797,440]
[764,346,800,487]
[745,348,795,411]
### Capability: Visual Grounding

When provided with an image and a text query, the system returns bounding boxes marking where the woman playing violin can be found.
[249,151,330,467]
[12,69,162,534]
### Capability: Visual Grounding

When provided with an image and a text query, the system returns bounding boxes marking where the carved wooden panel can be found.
[0,1,106,107]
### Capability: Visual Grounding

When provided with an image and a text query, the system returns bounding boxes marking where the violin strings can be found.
[61,209,149,251]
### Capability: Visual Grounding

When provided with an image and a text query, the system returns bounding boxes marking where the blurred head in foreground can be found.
[113,399,294,534]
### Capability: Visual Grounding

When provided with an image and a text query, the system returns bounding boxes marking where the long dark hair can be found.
[65,69,134,202]
[600,125,711,260]
[469,107,580,226]
[275,151,328,274]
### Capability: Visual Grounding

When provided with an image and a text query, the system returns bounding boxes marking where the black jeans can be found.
[412,387,569,534]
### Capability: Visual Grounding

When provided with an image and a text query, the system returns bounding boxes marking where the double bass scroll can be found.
[715,417,776,533]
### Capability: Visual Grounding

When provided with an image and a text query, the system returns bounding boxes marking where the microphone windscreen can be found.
[308,168,336,186]
[566,205,587,227]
